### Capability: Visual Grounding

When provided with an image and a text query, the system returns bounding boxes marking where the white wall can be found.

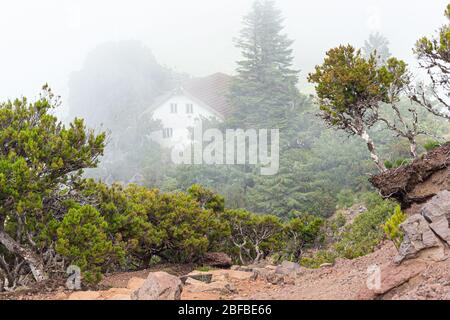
[149,94,222,148]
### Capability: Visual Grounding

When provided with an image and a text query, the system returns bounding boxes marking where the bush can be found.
[423,140,441,152]
[55,206,121,283]
[221,209,283,264]
[333,194,397,259]
[336,189,356,209]
[383,205,407,249]
[384,158,411,169]
[283,213,325,261]
[300,250,337,269]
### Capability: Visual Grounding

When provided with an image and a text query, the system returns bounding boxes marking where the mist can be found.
[0,0,446,117]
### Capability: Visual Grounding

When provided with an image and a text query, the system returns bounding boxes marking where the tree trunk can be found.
[409,137,418,159]
[360,130,386,172]
[0,229,47,282]
[253,245,262,264]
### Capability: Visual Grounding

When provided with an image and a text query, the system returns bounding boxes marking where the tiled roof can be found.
[182,73,233,118]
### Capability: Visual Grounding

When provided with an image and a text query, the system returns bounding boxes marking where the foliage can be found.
[222,209,283,264]
[0,86,106,284]
[412,4,450,119]
[55,206,120,283]
[363,32,392,66]
[228,0,300,134]
[187,184,225,213]
[283,213,324,261]
[384,158,411,169]
[85,182,230,267]
[300,250,337,269]
[383,205,407,249]
[308,44,422,170]
[423,140,441,152]
[334,194,397,259]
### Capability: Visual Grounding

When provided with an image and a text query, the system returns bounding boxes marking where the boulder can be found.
[127,277,146,290]
[182,271,213,284]
[184,280,236,295]
[421,191,450,244]
[186,269,256,283]
[131,272,182,300]
[421,190,450,221]
[201,252,233,268]
[357,261,427,300]
[395,214,442,263]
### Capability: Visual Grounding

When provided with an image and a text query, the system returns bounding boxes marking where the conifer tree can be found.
[228,0,300,139]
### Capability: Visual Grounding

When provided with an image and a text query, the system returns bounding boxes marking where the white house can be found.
[143,73,232,149]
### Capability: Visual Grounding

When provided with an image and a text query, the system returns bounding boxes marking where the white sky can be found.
[0,0,447,111]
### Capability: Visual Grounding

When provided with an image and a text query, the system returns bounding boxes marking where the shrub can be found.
[334,194,397,259]
[283,213,325,261]
[336,189,356,209]
[384,158,411,170]
[423,140,441,152]
[221,209,283,264]
[383,205,407,249]
[55,206,121,283]
[300,250,337,269]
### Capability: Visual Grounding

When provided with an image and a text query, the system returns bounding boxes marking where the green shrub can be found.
[423,140,441,152]
[384,158,411,170]
[336,189,355,209]
[283,213,325,261]
[300,250,337,269]
[56,205,121,283]
[383,205,407,248]
[221,209,284,264]
[334,194,397,259]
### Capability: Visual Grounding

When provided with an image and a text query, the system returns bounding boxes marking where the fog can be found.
[0,0,447,117]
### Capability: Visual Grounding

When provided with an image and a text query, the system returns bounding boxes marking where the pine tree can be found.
[228,0,300,137]
[363,32,392,66]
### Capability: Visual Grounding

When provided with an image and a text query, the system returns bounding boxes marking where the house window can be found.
[186,103,194,114]
[170,103,177,113]
[163,128,173,139]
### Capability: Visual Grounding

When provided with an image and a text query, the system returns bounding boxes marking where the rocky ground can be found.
[1,241,449,300]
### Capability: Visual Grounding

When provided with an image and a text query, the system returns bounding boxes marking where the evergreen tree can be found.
[228,0,300,140]
[363,32,392,66]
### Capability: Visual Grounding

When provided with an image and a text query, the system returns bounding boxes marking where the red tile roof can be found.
[183,73,233,118]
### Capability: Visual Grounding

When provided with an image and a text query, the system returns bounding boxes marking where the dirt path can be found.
[2,242,449,300]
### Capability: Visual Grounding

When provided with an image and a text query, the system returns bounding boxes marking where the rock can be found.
[421,190,450,221]
[275,261,301,275]
[201,252,233,268]
[131,272,182,300]
[185,277,205,286]
[184,281,236,295]
[394,214,443,264]
[429,218,450,244]
[127,277,146,290]
[357,261,427,300]
[221,270,256,281]
[68,291,101,300]
[182,272,213,284]
[421,190,450,244]
[265,272,285,285]
[190,269,256,282]
[319,263,334,268]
